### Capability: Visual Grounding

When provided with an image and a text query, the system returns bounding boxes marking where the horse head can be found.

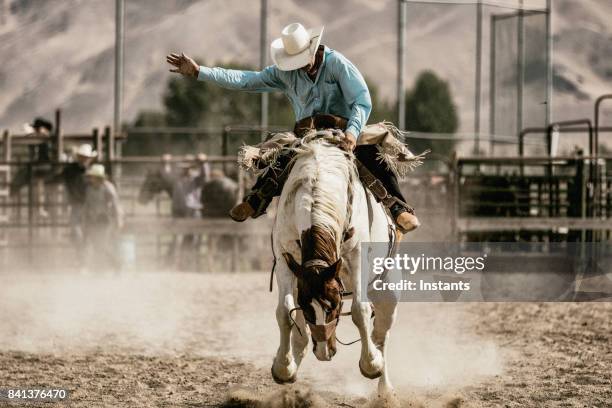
[282,226,344,361]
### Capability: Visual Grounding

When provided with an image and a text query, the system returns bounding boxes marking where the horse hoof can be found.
[359,359,383,379]
[271,366,297,384]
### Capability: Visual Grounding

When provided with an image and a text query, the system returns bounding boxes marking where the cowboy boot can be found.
[230,150,295,221]
[229,174,278,222]
[355,158,420,234]
[389,202,420,233]
[229,201,255,222]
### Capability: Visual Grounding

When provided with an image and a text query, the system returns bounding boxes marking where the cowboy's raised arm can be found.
[197,65,284,92]
[166,52,284,92]
[331,53,372,140]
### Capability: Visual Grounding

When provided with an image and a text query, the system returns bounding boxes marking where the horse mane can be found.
[282,136,357,256]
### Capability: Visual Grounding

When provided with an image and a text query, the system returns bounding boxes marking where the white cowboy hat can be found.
[270,23,324,71]
[85,163,106,179]
[76,143,97,158]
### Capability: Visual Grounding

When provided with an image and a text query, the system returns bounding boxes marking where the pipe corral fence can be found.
[0,115,453,271]
[2,87,612,272]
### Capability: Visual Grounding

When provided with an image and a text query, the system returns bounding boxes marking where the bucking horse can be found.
[260,129,406,396]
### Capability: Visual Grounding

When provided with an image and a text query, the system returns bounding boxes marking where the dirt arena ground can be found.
[0,272,610,407]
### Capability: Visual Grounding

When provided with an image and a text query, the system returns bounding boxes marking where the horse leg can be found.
[372,296,398,396]
[290,309,309,368]
[346,248,385,379]
[271,264,298,384]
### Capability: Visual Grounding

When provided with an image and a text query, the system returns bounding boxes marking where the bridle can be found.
[288,266,356,345]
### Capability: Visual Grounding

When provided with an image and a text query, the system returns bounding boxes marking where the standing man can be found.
[167,23,418,232]
[48,144,97,243]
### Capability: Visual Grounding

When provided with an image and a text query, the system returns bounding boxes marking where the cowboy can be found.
[82,164,123,272]
[167,23,419,232]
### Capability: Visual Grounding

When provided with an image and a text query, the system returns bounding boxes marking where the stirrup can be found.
[387,198,419,233]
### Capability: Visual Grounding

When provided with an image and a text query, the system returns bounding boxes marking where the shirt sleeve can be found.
[197,65,285,93]
[332,54,372,139]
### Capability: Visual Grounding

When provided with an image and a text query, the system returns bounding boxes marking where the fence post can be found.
[104,126,113,179]
[92,128,102,161]
[27,162,34,260]
[0,130,10,248]
[450,151,460,241]
[2,130,10,162]
[54,109,63,162]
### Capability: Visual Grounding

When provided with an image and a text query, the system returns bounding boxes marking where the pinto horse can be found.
[271,130,399,395]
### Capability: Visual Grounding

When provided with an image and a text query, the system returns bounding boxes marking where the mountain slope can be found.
[0,0,611,134]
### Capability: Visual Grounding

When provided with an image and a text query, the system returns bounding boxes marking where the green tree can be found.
[132,110,167,127]
[405,70,459,157]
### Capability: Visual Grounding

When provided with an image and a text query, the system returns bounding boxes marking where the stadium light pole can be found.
[516,0,525,139]
[397,0,407,130]
[545,0,553,126]
[260,0,269,131]
[114,0,125,141]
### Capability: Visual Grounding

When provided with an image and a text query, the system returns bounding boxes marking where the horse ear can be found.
[321,259,342,281]
[282,252,301,277]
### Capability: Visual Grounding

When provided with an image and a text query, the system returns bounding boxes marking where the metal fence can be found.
[454,155,612,241]
[0,155,272,273]
[401,0,551,154]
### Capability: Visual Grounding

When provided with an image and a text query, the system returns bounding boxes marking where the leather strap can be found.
[294,114,348,137]
[355,158,415,214]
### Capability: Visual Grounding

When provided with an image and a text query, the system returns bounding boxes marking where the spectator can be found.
[82,164,123,273]
[168,161,202,270]
[48,144,97,243]
[25,117,53,163]
[195,152,211,184]
[171,160,201,217]
[21,117,54,217]
[201,169,238,218]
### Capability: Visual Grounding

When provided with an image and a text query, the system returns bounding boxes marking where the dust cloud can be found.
[0,271,502,404]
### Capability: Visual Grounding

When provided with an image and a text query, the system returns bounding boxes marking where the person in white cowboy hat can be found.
[82,164,124,272]
[46,143,98,245]
[166,22,419,233]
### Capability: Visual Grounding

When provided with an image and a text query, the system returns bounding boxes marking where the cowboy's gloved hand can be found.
[166,52,199,77]
[344,132,357,151]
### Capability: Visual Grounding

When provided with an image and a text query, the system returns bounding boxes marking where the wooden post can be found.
[27,162,34,250]
[2,130,10,162]
[0,130,7,248]
[104,126,112,178]
[92,128,102,161]
[451,151,460,241]
[54,109,63,162]
[50,110,63,234]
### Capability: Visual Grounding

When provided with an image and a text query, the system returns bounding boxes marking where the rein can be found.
[288,302,359,347]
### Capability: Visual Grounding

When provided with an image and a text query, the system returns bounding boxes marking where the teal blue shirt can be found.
[197,46,372,138]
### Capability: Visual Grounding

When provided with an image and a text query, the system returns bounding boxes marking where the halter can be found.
[287,274,355,345]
